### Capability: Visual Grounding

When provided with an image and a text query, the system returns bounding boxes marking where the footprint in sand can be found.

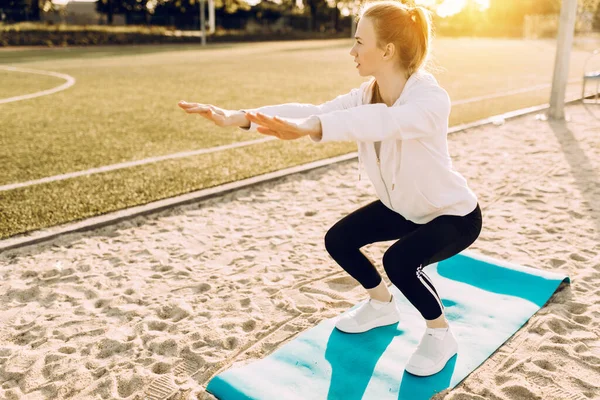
[171,283,212,295]
[146,320,171,332]
[531,357,557,372]
[116,370,145,398]
[222,336,239,350]
[20,269,38,279]
[570,253,588,262]
[195,283,211,293]
[549,258,567,267]
[57,346,77,354]
[155,302,193,322]
[42,353,78,381]
[94,298,112,308]
[240,298,251,308]
[151,361,172,374]
[96,338,134,358]
[547,333,571,344]
[242,319,257,332]
[573,343,590,354]
[191,340,208,350]
[567,301,588,315]
[325,276,360,292]
[152,264,174,273]
[6,284,41,303]
[500,384,539,400]
[147,338,178,357]
[12,323,47,346]
[573,315,592,325]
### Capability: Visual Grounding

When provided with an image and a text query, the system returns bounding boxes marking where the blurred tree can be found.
[96,0,156,25]
[330,0,339,31]
[213,0,250,14]
[303,0,327,31]
[29,0,39,20]
[147,0,251,29]
[122,0,150,23]
[154,0,197,26]
[578,0,600,33]
[594,1,600,29]
[331,0,356,32]
[580,0,600,13]
[327,0,364,32]
[253,0,285,24]
[0,0,28,21]
[96,0,117,24]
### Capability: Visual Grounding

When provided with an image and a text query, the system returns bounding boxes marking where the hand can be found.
[245,112,322,141]
[178,101,244,127]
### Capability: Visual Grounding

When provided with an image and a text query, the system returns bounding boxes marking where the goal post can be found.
[200,0,215,46]
[549,0,578,119]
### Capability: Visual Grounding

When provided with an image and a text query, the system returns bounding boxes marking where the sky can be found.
[51,0,491,18]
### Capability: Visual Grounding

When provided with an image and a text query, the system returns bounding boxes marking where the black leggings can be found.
[324,200,482,320]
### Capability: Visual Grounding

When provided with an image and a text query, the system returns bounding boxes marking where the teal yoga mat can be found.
[206,250,570,400]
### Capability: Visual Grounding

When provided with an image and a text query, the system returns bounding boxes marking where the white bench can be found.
[582,49,600,104]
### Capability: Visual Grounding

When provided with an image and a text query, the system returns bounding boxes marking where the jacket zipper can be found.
[376,153,395,211]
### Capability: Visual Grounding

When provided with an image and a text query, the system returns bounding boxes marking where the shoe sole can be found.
[404,338,458,377]
[334,309,400,334]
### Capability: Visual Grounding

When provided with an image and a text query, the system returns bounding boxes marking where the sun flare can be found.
[417,0,490,18]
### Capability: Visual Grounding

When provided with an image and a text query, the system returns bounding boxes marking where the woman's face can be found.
[350,17,384,76]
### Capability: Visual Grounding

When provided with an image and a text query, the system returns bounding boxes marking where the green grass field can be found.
[1,37,598,239]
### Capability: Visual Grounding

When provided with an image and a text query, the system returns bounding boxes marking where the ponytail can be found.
[406,6,431,77]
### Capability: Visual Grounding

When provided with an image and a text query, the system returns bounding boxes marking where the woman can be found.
[178,0,482,378]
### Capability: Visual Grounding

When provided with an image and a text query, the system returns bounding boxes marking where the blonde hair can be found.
[356,0,434,104]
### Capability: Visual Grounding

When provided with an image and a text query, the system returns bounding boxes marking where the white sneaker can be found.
[335,294,400,334]
[404,326,458,376]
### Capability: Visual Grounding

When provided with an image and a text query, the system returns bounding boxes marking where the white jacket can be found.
[241,69,478,224]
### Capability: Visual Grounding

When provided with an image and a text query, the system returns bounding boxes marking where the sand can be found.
[1,102,599,400]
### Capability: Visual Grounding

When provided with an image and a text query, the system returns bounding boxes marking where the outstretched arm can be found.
[244,113,322,141]
[312,86,451,142]
[239,82,368,132]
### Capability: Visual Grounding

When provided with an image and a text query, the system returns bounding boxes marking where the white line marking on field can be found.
[0,77,583,192]
[0,65,76,104]
[0,137,276,192]
[452,79,581,105]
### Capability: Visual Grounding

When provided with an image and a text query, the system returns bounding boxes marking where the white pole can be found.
[549,0,578,120]
[200,0,206,46]
[208,0,215,34]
